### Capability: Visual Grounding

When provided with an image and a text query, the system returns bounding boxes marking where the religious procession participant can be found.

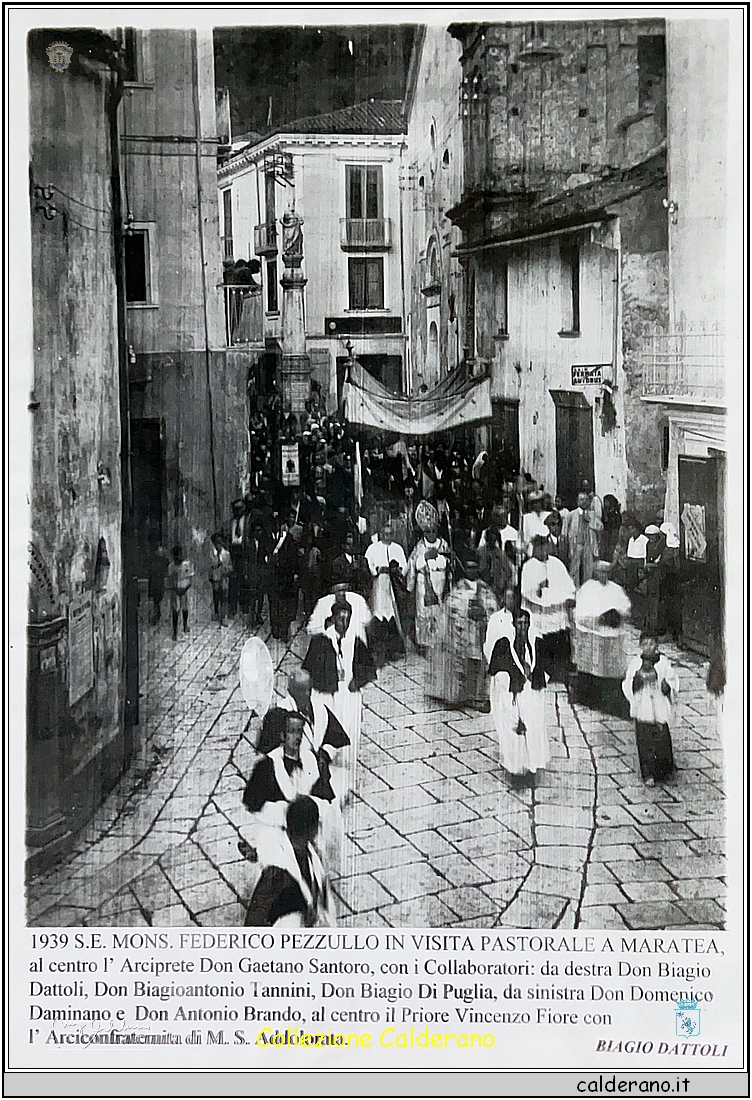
[240,710,337,870]
[406,500,450,652]
[485,607,549,787]
[278,669,350,760]
[562,491,600,586]
[478,503,518,555]
[365,518,408,664]
[244,796,337,927]
[302,599,377,798]
[330,531,370,598]
[478,525,515,604]
[427,551,499,711]
[522,489,551,548]
[570,561,632,718]
[521,535,576,681]
[307,579,372,643]
[622,633,679,787]
[544,511,565,560]
[268,511,300,641]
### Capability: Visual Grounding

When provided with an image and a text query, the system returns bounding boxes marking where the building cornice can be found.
[219,133,406,180]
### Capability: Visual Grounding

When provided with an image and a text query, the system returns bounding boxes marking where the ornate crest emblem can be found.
[675,997,701,1038]
[46,41,73,72]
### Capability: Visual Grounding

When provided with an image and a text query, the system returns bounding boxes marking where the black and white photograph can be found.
[20,10,735,937]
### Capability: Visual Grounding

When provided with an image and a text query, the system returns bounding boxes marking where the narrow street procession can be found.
[25,20,729,941]
[27,424,726,931]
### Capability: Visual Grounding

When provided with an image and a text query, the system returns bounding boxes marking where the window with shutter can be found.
[348,258,384,310]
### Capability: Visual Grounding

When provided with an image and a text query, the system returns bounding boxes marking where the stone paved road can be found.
[27,608,725,931]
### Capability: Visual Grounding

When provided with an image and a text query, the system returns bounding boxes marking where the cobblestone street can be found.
[27,606,726,932]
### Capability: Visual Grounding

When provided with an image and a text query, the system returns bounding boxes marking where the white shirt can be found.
[622,654,678,724]
[231,516,246,545]
[478,524,518,552]
[521,555,575,635]
[627,534,649,560]
[523,510,552,547]
[307,592,371,641]
[365,541,407,622]
[574,579,631,631]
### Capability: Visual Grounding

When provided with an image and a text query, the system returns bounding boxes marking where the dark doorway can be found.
[360,354,402,393]
[337,354,403,403]
[130,419,164,574]
[490,399,520,485]
[550,390,595,509]
[678,454,723,654]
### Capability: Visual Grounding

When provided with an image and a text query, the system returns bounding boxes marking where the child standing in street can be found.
[622,632,679,786]
[167,544,194,640]
[209,532,232,626]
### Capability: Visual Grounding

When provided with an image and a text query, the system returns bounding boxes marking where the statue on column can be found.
[281,204,304,264]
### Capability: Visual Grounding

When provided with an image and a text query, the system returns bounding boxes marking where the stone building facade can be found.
[218,101,408,412]
[122,29,248,567]
[402,26,466,393]
[447,19,670,513]
[26,30,129,868]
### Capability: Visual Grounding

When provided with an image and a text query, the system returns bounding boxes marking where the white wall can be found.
[404,26,465,390]
[666,19,728,328]
[484,228,629,505]
[220,135,407,403]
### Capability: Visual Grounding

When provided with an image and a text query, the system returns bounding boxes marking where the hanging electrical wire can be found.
[47,183,111,215]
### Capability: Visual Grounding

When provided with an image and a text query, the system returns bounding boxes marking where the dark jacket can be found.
[488,635,546,693]
[302,633,376,696]
[242,752,335,813]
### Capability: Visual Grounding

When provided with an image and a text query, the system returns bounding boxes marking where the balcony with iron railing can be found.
[224,284,263,347]
[253,222,278,256]
[640,323,725,406]
[340,217,393,251]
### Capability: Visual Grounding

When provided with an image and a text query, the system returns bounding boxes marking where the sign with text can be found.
[571,364,605,386]
[281,443,300,487]
[68,592,94,705]
[681,502,707,562]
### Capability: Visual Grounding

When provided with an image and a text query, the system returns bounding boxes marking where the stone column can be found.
[279,205,310,413]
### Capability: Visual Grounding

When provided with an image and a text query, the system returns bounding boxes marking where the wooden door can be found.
[490,399,520,483]
[679,455,722,654]
[551,390,595,509]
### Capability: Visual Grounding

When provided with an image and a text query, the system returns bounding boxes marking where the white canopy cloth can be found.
[343,360,492,435]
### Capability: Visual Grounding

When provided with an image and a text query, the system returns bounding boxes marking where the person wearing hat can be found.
[427,551,499,710]
[306,579,372,643]
[658,521,682,641]
[636,524,668,634]
[407,500,451,652]
[522,489,551,548]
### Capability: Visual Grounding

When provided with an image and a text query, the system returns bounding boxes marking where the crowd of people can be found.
[146,404,692,927]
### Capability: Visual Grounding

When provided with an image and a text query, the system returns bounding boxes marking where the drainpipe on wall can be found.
[102,39,140,740]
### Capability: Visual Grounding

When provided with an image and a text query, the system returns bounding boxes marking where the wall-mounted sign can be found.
[68,592,94,705]
[681,502,707,562]
[572,364,605,386]
[281,443,300,487]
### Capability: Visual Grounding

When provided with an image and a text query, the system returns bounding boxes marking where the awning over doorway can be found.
[343,360,492,435]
